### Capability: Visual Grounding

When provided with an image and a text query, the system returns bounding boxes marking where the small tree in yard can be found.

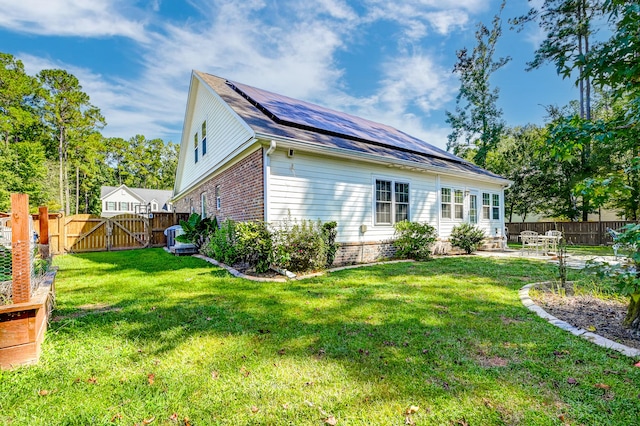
[450,223,486,254]
[176,213,217,250]
[393,221,437,261]
[591,224,640,334]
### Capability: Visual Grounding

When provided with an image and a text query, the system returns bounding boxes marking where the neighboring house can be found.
[173,71,511,263]
[100,185,173,217]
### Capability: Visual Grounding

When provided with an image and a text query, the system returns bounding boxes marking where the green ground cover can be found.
[1,249,638,425]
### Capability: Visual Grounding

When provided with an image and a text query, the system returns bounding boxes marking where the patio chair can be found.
[606,227,622,258]
[520,230,542,255]
[545,230,562,253]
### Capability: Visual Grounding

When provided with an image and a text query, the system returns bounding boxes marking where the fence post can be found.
[11,193,30,303]
[38,206,49,259]
[38,206,49,244]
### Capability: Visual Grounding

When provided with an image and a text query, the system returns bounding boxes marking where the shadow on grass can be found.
[43,249,639,424]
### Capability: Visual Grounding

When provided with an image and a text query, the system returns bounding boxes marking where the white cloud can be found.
[0,0,149,42]
[18,53,183,141]
[425,10,469,35]
[7,0,477,150]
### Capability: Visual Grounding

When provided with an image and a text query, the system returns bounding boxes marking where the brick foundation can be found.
[333,241,397,266]
[175,149,264,222]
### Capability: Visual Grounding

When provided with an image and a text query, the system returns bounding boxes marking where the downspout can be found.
[436,174,441,240]
[264,140,277,222]
[502,181,513,248]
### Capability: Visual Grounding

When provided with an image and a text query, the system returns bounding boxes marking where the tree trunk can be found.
[58,128,64,213]
[64,156,70,216]
[75,165,79,215]
[624,295,640,333]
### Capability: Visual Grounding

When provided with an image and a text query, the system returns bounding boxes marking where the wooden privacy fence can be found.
[2,212,189,254]
[506,221,638,246]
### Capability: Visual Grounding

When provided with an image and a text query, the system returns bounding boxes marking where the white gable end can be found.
[174,74,255,197]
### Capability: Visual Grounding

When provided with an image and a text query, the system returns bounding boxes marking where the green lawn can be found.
[1,249,639,425]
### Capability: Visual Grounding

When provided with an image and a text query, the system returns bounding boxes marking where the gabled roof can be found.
[193,71,509,184]
[100,185,173,207]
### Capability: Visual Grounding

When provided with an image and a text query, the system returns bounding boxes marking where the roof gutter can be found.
[255,132,512,186]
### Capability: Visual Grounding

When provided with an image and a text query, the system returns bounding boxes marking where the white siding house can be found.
[173,71,512,262]
[100,185,173,217]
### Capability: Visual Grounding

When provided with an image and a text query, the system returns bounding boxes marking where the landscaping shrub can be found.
[272,218,326,272]
[450,223,486,254]
[204,219,237,265]
[176,213,217,249]
[235,221,272,273]
[322,221,339,267]
[393,221,437,260]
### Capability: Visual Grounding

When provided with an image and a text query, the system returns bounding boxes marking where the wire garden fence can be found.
[0,214,50,305]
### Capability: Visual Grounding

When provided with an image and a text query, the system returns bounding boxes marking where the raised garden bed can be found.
[0,268,56,369]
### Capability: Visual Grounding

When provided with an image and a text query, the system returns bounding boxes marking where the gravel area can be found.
[532,290,640,350]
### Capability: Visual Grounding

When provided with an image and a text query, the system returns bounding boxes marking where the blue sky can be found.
[0,0,579,150]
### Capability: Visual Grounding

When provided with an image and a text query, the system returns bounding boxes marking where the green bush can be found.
[272,218,326,273]
[322,221,339,267]
[204,219,237,265]
[235,221,272,273]
[450,223,486,254]
[176,213,217,250]
[393,221,437,261]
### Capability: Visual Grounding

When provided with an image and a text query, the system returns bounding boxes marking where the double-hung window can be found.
[481,192,500,220]
[492,194,500,220]
[469,194,478,224]
[482,193,491,220]
[454,190,464,219]
[200,193,207,218]
[106,201,116,211]
[441,187,464,220]
[201,121,207,156]
[441,188,451,219]
[194,133,199,163]
[375,179,410,225]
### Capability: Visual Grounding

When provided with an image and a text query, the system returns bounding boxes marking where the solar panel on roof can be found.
[227,80,464,163]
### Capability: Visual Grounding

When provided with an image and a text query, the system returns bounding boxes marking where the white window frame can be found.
[441,187,465,221]
[200,193,207,218]
[373,178,410,225]
[194,132,199,163]
[481,192,501,221]
[482,193,491,220]
[469,193,478,224]
[201,121,207,156]
[441,188,451,219]
[492,193,500,220]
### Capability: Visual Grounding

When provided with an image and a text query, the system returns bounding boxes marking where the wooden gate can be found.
[64,214,149,253]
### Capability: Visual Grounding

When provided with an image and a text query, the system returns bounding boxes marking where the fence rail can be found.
[506,221,638,246]
[0,212,189,254]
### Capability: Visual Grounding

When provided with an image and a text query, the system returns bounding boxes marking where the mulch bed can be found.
[532,290,640,351]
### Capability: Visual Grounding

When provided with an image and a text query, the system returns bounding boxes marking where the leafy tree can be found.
[105,135,178,190]
[38,69,105,215]
[446,1,510,168]
[512,0,606,220]
[0,53,44,147]
[486,125,554,221]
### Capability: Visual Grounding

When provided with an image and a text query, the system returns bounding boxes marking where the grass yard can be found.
[1,249,639,425]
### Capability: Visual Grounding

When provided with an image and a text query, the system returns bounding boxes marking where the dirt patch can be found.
[531,290,640,351]
[231,262,281,279]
